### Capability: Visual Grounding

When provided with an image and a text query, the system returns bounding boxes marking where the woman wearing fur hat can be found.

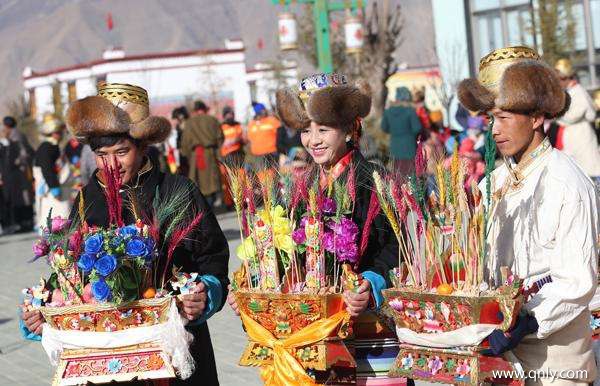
[228,73,400,382]
[33,113,72,231]
[21,83,229,386]
[458,46,598,385]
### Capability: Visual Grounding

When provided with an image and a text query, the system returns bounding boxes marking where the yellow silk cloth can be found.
[240,310,349,386]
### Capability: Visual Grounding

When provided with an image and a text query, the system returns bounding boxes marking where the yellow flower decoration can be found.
[236,237,256,261]
[274,234,294,255]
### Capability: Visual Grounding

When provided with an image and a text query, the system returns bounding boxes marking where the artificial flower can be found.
[125,237,149,257]
[84,234,104,254]
[118,225,138,238]
[236,237,256,261]
[94,253,117,277]
[32,239,49,257]
[51,216,71,233]
[91,279,112,302]
[77,253,96,274]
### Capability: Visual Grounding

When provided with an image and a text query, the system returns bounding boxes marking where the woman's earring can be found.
[346,135,351,142]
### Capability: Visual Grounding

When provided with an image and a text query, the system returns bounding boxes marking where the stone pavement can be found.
[0,211,262,386]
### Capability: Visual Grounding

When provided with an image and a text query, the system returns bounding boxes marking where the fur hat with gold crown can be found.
[275,73,371,129]
[65,82,171,144]
[457,46,568,118]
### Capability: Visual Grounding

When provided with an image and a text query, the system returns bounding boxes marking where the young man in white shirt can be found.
[458,46,599,385]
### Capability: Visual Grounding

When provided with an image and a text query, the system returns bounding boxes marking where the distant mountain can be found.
[1,0,435,114]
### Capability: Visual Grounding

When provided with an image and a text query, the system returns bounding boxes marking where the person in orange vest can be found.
[246,102,281,165]
[220,106,244,164]
[219,106,244,210]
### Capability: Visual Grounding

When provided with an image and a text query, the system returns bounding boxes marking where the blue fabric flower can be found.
[94,253,117,277]
[125,237,149,257]
[118,225,138,238]
[92,279,112,302]
[84,234,104,254]
[77,253,96,274]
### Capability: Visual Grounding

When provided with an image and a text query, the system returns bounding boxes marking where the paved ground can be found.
[0,211,262,386]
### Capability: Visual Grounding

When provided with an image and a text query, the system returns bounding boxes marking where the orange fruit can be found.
[142,287,156,299]
[436,283,454,295]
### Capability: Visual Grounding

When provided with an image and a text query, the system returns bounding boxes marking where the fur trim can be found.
[66,95,171,144]
[130,116,172,143]
[457,78,495,112]
[458,60,567,118]
[66,96,130,139]
[307,85,371,127]
[275,88,310,130]
[495,60,566,118]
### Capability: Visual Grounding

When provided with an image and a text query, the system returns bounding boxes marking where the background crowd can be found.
[2,64,600,236]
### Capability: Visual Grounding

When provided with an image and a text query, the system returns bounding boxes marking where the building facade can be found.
[22,39,297,125]
[432,0,600,89]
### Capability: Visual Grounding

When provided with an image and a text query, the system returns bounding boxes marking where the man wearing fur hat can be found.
[458,46,599,384]
[22,83,229,386]
[33,113,72,230]
[554,58,600,178]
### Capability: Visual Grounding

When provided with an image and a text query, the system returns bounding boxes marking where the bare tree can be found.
[533,0,577,66]
[429,41,467,124]
[296,0,404,152]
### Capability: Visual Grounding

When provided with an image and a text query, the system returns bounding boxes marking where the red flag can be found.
[106,12,114,31]
[257,38,264,50]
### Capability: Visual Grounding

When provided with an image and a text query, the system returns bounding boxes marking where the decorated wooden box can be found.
[382,286,524,385]
[390,344,523,385]
[234,290,355,382]
[40,298,176,385]
[382,285,522,335]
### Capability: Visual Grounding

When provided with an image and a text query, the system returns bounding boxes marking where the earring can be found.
[346,135,351,142]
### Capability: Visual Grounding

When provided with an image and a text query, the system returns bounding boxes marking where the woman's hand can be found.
[343,280,371,317]
[22,309,45,335]
[227,285,240,316]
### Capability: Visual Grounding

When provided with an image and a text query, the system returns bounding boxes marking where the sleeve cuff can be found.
[187,274,223,326]
[362,271,387,309]
[19,317,41,341]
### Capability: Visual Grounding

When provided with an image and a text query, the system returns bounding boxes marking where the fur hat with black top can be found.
[66,82,171,144]
[275,73,371,130]
[457,46,568,119]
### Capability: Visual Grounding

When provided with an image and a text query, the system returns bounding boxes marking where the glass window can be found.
[506,8,534,46]
[503,0,529,6]
[476,13,504,57]
[554,2,586,51]
[472,0,500,12]
[591,0,600,49]
[571,2,587,51]
[477,16,491,56]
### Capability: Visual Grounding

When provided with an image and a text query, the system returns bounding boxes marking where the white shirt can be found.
[481,139,599,339]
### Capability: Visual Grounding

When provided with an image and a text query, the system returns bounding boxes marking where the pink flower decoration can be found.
[32,239,49,257]
[51,216,71,233]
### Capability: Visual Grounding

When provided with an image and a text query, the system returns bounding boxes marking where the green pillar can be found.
[313,0,334,73]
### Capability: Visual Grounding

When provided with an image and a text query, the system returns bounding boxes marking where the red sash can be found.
[195,146,206,170]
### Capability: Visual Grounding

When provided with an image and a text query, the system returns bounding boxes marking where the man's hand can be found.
[227,285,240,316]
[22,309,45,335]
[485,312,538,356]
[343,280,371,317]
[179,281,207,321]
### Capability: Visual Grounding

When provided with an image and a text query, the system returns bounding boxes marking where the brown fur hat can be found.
[66,83,171,144]
[458,46,567,119]
[276,73,371,129]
